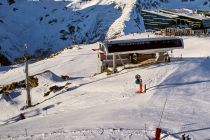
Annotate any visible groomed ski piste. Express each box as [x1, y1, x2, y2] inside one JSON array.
[[0, 33, 210, 139]]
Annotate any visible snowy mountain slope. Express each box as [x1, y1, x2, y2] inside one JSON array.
[[0, 34, 210, 139], [0, 0, 144, 61], [1, 0, 210, 61], [106, 0, 144, 39]]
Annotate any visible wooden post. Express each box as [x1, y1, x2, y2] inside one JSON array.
[[144, 84, 146, 93]]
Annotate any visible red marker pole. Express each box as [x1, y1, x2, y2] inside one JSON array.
[[135, 75, 143, 94], [155, 128, 161, 140], [139, 78, 143, 93], [140, 83, 143, 93]]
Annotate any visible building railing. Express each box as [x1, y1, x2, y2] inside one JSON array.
[[154, 28, 209, 36]]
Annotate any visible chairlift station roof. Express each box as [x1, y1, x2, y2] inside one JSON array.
[[99, 36, 184, 55]]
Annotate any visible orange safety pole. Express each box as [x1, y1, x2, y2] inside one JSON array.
[[139, 83, 143, 93]]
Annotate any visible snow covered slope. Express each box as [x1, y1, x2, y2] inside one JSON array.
[[0, 34, 210, 139]]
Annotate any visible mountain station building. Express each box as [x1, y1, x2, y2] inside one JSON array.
[[141, 9, 210, 33]]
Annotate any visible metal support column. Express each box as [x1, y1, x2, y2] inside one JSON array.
[[113, 53, 117, 73]]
